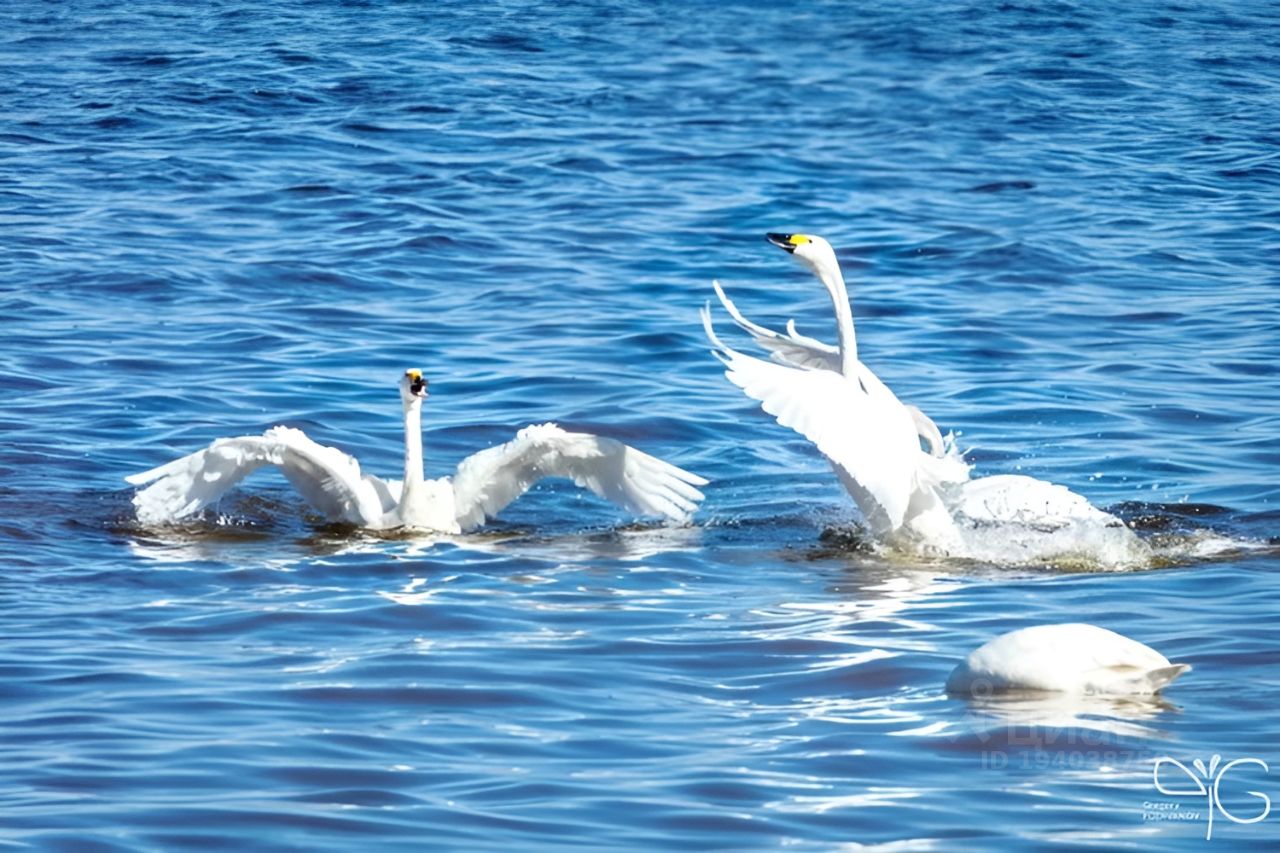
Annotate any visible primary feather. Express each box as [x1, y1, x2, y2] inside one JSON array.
[[451, 423, 708, 532], [127, 427, 393, 526]]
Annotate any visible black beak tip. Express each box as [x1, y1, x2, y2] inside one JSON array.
[[766, 232, 796, 253]]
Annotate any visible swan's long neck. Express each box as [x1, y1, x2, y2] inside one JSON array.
[[817, 260, 858, 375], [401, 399, 425, 498]]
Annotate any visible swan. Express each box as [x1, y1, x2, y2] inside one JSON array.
[[710, 235, 945, 456], [702, 232, 1146, 559], [127, 369, 708, 533], [946, 624, 1190, 695]]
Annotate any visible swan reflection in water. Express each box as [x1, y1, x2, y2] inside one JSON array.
[[954, 687, 1182, 743]]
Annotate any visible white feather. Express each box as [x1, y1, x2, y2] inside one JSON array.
[[712, 279, 841, 371], [702, 305, 933, 534], [450, 423, 708, 532], [946, 624, 1190, 695], [705, 234, 1148, 563], [128, 372, 707, 533], [713, 277, 946, 456], [128, 426, 392, 526], [946, 474, 1122, 529]]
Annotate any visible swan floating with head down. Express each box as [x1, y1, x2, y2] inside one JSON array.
[[128, 369, 708, 533], [702, 233, 1149, 563], [947, 624, 1189, 695]]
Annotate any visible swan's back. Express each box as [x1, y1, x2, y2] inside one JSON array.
[[946, 623, 1189, 695], [947, 475, 1116, 527]]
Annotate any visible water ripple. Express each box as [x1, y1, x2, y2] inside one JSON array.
[[3, 0, 1278, 849]]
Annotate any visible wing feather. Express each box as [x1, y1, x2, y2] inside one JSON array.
[[713, 280, 840, 371], [449, 424, 707, 532], [713, 281, 949, 457], [950, 474, 1116, 528], [127, 426, 393, 525], [702, 304, 922, 532]]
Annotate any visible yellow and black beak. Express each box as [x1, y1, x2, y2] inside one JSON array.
[[405, 369, 428, 397], [766, 232, 811, 254]]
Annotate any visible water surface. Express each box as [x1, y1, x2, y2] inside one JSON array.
[[3, 1, 1279, 849]]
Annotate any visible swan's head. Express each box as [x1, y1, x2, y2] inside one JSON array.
[[767, 233, 840, 280], [400, 369, 429, 405]]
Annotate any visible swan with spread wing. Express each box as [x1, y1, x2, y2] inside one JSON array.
[[128, 370, 707, 533], [703, 233, 1145, 559]]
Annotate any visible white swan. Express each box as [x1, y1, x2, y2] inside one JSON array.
[[128, 369, 708, 533], [946, 624, 1190, 695], [702, 233, 1146, 560], [711, 239, 945, 457]]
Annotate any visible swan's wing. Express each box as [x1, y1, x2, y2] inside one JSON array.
[[714, 281, 948, 458], [127, 426, 393, 526], [713, 280, 840, 371], [376, 478, 404, 505], [449, 423, 708, 532], [703, 304, 922, 532], [906, 404, 946, 457]]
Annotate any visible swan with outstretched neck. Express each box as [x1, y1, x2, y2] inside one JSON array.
[[703, 233, 1148, 560], [712, 234, 947, 455], [128, 369, 707, 532]]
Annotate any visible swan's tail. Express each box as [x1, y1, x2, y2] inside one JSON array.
[[1142, 663, 1191, 693]]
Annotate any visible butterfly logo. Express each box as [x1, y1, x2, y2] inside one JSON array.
[[1152, 754, 1271, 840]]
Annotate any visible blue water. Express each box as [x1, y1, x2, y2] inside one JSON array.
[[4, 0, 1279, 848]]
